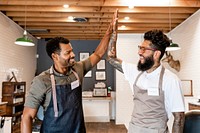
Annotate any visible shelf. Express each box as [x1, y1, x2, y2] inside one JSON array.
[[7, 102, 24, 106], [12, 111, 23, 117], [2, 81, 26, 133], [3, 92, 25, 96]]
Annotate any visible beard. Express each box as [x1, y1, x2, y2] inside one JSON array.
[[137, 54, 154, 71]]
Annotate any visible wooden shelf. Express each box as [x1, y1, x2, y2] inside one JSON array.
[[0, 102, 7, 116], [2, 81, 26, 133]]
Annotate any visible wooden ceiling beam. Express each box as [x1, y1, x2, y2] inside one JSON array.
[[0, 0, 199, 7], [0, 6, 198, 14], [6, 11, 191, 19], [13, 17, 184, 23], [26, 26, 170, 30], [20, 22, 177, 27]]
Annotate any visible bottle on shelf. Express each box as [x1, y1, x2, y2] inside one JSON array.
[[107, 86, 112, 97]]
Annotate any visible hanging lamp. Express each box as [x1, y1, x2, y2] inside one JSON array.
[[15, 30, 35, 46], [15, 3, 35, 46], [166, 1, 180, 51]]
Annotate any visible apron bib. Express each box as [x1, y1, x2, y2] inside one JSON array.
[[128, 66, 168, 133], [40, 67, 86, 133]]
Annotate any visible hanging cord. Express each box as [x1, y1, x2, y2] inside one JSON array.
[[168, 0, 172, 39], [25, 2, 27, 31]]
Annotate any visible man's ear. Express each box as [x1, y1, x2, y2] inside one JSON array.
[[52, 53, 58, 61], [154, 50, 161, 60]]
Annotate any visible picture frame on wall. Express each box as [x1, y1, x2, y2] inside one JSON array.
[[84, 70, 92, 78], [79, 52, 89, 61], [96, 71, 106, 80], [181, 80, 193, 96], [97, 59, 105, 70]]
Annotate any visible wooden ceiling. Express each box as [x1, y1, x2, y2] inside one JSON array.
[[0, 0, 199, 40]]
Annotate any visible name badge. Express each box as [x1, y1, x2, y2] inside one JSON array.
[[71, 80, 79, 90], [147, 87, 159, 96]]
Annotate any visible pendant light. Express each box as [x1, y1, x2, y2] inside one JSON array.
[[166, 1, 180, 51], [15, 3, 35, 46]]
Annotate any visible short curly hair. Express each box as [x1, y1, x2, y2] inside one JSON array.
[[46, 37, 70, 59], [144, 29, 170, 59]]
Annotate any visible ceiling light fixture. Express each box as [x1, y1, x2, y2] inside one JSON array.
[[121, 25, 126, 28], [128, 5, 134, 9], [73, 17, 88, 22], [124, 17, 130, 20], [68, 16, 74, 20], [166, 0, 180, 51], [63, 4, 69, 8], [15, 3, 35, 46]]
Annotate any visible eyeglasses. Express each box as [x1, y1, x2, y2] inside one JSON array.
[[138, 45, 157, 52]]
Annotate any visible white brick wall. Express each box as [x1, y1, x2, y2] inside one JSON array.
[[115, 34, 142, 128], [0, 12, 37, 100], [116, 9, 200, 130], [171, 9, 200, 98]]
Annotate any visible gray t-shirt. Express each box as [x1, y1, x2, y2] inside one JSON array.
[[24, 58, 92, 111]]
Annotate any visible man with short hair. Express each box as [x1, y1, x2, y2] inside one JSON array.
[[21, 10, 118, 133]]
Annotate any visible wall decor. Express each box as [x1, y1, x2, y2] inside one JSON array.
[[181, 80, 193, 96], [96, 71, 106, 80], [85, 70, 92, 78], [97, 59, 105, 70], [79, 52, 89, 61]]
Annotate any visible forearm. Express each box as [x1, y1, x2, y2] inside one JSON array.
[[21, 115, 33, 133], [94, 32, 111, 59], [172, 112, 185, 133], [90, 33, 111, 67], [108, 58, 123, 73]]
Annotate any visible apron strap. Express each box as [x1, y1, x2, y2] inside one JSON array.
[[50, 66, 59, 117], [158, 66, 165, 94], [71, 70, 81, 85], [134, 72, 144, 85]]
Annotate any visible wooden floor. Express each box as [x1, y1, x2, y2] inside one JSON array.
[[32, 120, 127, 133], [85, 120, 127, 133]]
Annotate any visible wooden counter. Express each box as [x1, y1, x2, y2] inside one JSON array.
[[188, 102, 200, 110], [0, 102, 7, 116]]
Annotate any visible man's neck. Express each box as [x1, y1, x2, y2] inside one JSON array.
[[54, 65, 70, 75], [146, 63, 160, 73]]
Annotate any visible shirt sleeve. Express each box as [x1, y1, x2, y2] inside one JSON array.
[[164, 72, 185, 117], [122, 61, 140, 86], [24, 76, 47, 109], [82, 58, 92, 75]]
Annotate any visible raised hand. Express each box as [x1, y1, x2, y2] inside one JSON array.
[[107, 9, 118, 59]]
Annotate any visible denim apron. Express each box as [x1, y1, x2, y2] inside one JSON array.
[[40, 67, 86, 133], [128, 66, 168, 133]]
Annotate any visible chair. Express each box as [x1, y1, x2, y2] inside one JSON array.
[[183, 110, 200, 133]]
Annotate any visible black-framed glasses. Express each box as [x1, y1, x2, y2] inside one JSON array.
[[138, 45, 157, 52]]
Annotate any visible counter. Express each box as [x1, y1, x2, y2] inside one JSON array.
[[188, 101, 200, 110], [82, 96, 111, 122]]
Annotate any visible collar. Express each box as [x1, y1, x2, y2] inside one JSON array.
[[144, 65, 162, 76], [50, 65, 73, 76]]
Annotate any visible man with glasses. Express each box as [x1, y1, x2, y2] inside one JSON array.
[[107, 29, 185, 133]]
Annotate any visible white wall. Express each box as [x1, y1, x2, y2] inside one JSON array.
[[115, 9, 200, 130], [115, 34, 142, 128], [0, 12, 37, 96], [0, 12, 37, 132], [171, 9, 200, 98]]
